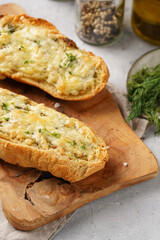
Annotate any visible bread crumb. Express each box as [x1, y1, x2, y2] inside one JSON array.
[[45, 195, 49, 199], [123, 162, 128, 167], [106, 146, 110, 149], [54, 102, 60, 108]]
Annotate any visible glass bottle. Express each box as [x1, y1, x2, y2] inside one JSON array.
[[131, 0, 160, 45], [75, 0, 125, 45]]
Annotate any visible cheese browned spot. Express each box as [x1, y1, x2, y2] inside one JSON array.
[[0, 15, 109, 100]]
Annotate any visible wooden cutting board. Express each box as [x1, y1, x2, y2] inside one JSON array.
[[0, 3, 159, 231]]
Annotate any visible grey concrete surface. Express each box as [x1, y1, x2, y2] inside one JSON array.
[[1, 0, 160, 239]]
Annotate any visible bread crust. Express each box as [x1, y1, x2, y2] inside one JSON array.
[[0, 14, 109, 101], [0, 136, 108, 182], [0, 88, 108, 182]]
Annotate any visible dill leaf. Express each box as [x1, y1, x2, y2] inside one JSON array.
[[127, 64, 160, 135]]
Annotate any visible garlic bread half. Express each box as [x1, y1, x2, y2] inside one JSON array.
[[0, 15, 109, 101], [0, 88, 108, 182]]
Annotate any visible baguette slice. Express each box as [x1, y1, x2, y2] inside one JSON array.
[[0, 88, 108, 182], [0, 14, 109, 101]]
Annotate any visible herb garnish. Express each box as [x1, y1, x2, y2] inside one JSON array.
[[37, 40, 40, 45], [25, 99, 30, 105], [34, 40, 41, 45], [41, 128, 61, 138], [81, 145, 86, 149], [5, 24, 16, 34], [52, 132, 61, 138], [127, 64, 160, 134], [2, 103, 8, 111], [30, 59, 35, 64], [65, 53, 76, 67], [24, 59, 35, 64], [25, 131, 30, 134], [80, 141, 86, 149], [70, 140, 77, 146], [19, 45, 25, 51], [4, 117, 9, 121]]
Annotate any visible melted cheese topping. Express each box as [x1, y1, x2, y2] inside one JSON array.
[[0, 89, 104, 161], [0, 17, 101, 96]]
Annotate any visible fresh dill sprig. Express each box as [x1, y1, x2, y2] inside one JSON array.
[[127, 64, 160, 135]]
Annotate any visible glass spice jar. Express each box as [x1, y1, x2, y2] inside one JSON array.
[[75, 0, 125, 45]]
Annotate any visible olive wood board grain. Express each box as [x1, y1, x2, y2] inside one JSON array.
[[0, 3, 159, 231]]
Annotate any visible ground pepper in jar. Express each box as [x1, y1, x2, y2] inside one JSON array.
[[75, 0, 125, 45]]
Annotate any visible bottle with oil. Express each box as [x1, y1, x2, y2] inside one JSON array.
[[131, 0, 160, 45]]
